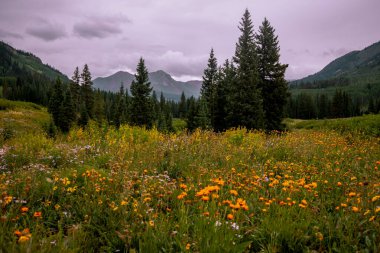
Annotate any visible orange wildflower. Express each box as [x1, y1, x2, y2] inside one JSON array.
[[33, 212, 42, 218]]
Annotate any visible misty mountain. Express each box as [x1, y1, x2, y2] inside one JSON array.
[[0, 41, 69, 82], [293, 41, 380, 85], [93, 70, 202, 101]]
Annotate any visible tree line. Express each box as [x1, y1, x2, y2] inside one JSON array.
[[286, 90, 380, 119]]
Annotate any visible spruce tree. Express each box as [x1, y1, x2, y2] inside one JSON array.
[[178, 92, 187, 119], [256, 18, 288, 130], [201, 48, 218, 125], [227, 9, 264, 130], [78, 102, 89, 127], [114, 83, 127, 128], [195, 98, 211, 130], [186, 96, 198, 132], [214, 60, 235, 132], [93, 91, 105, 125], [130, 58, 154, 128], [60, 89, 75, 132], [81, 64, 94, 119], [70, 66, 81, 113], [48, 78, 64, 129]]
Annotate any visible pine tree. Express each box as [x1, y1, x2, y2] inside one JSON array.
[[152, 90, 160, 124], [93, 91, 105, 125], [178, 92, 187, 119], [78, 102, 89, 127], [81, 64, 94, 119], [195, 98, 211, 130], [186, 96, 198, 132], [201, 48, 218, 125], [114, 83, 127, 128], [48, 78, 64, 129], [227, 9, 264, 130], [214, 60, 235, 132], [130, 58, 154, 128], [256, 18, 288, 130], [70, 66, 81, 113], [60, 89, 75, 132]]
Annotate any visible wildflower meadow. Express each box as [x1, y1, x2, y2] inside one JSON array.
[[1, 100, 380, 252]]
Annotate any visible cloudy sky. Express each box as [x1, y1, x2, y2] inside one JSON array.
[[1, 0, 379, 81]]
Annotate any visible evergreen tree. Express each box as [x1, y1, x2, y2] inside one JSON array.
[[70, 66, 81, 113], [48, 78, 64, 129], [130, 58, 154, 128], [114, 83, 127, 128], [201, 48, 218, 125], [78, 102, 89, 127], [213, 60, 235, 132], [186, 96, 198, 132], [195, 98, 211, 130], [152, 90, 160, 124], [256, 18, 288, 130], [81, 64, 94, 119], [368, 96, 376, 114], [60, 89, 75, 132], [178, 92, 187, 119], [227, 9, 264, 130], [317, 94, 329, 119], [93, 91, 105, 125]]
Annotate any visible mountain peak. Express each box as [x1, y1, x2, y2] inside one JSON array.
[[93, 70, 201, 101]]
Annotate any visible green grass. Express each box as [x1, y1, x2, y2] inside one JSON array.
[[0, 99, 50, 145], [0, 100, 379, 252], [172, 118, 187, 133], [286, 114, 380, 137]]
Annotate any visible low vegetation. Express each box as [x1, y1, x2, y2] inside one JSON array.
[[1, 100, 379, 252], [286, 114, 380, 137]]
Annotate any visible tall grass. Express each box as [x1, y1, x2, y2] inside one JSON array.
[[285, 114, 380, 137]]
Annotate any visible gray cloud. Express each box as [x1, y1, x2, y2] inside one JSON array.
[[322, 48, 352, 58], [26, 21, 66, 41], [73, 15, 131, 39], [0, 29, 23, 39], [148, 50, 207, 77]]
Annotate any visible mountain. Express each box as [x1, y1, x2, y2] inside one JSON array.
[[93, 70, 202, 101], [0, 41, 69, 82], [293, 41, 380, 85]]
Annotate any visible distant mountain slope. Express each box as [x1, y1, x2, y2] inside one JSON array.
[[0, 41, 69, 82], [93, 70, 202, 101], [293, 41, 380, 85]]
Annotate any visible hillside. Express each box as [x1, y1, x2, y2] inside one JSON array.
[[292, 41, 380, 86], [0, 41, 69, 82], [93, 70, 202, 101]]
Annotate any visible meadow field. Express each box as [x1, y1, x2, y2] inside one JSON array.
[[1, 99, 380, 252]]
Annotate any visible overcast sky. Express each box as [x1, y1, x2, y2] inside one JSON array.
[[1, 0, 379, 81]]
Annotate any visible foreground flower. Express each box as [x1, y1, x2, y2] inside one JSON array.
[[227, 214, 234, 220], [33, 211, 42, 218], [14, 228, 32, 243]]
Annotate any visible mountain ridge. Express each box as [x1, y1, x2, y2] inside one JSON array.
[[93, 70, 202, 101], [293, 41, 380, 85], [0, 41, 69, 82]]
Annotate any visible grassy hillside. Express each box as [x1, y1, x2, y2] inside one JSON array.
[[0, 99, 51, 145], [1, 99, 379, 252], [285, 114, 380, 137]]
